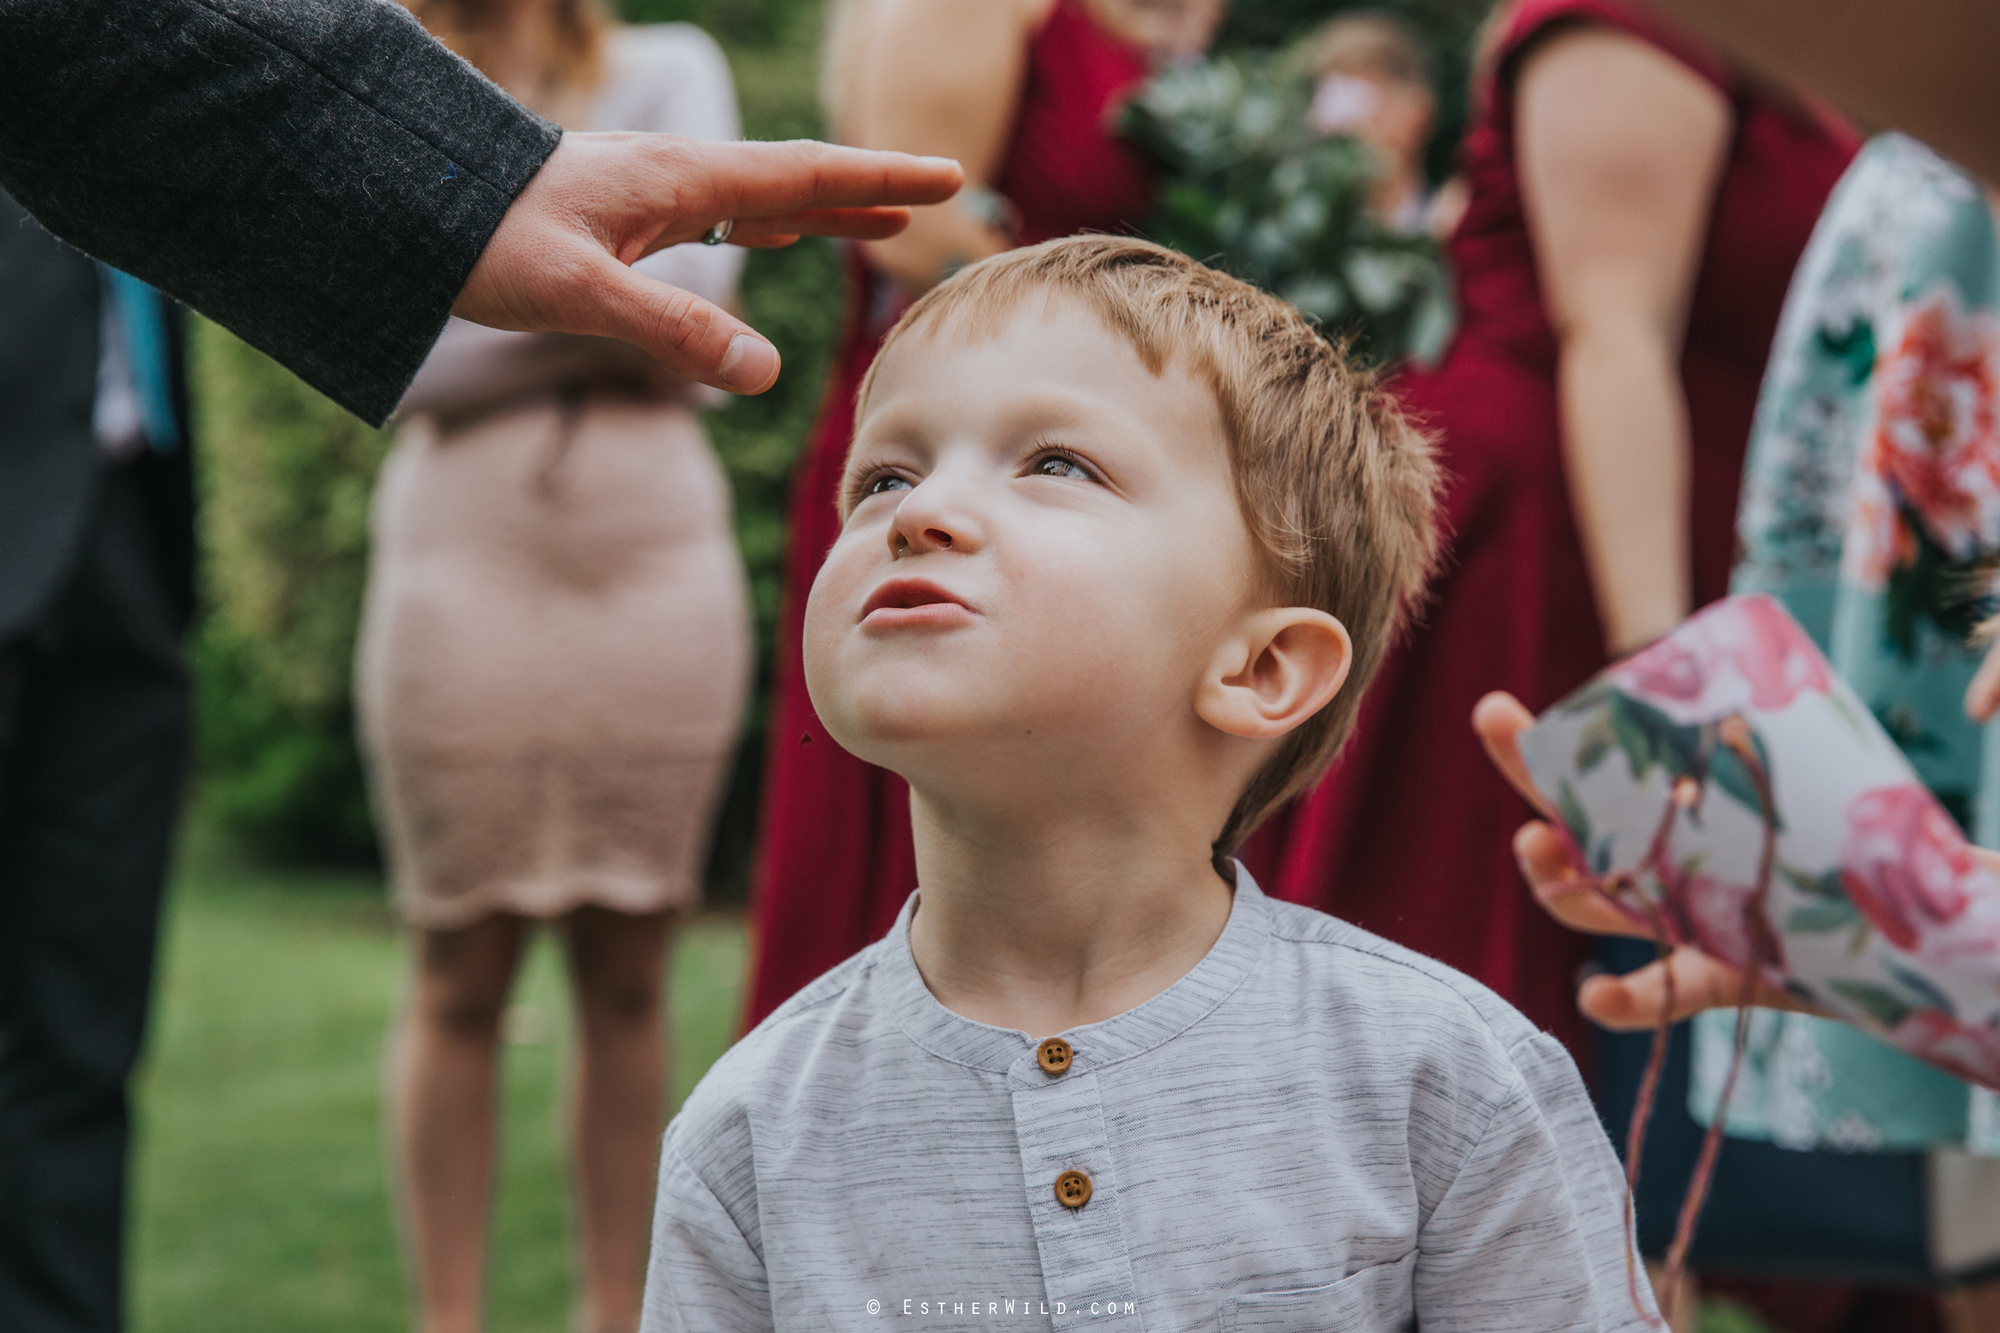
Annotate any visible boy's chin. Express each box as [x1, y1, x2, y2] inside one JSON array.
[[823, 706, 983, 762], [819, 692, 1025, 772]]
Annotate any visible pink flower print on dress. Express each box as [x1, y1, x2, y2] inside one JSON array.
[[1840, 783, 2000, 966], [1672, 870, 1786, 975], [1890, 1009, 2000, 1090], [1840, 283, 2000, 589], [1837, 470, 1914, 591], [1609, 594, 1832, 727]]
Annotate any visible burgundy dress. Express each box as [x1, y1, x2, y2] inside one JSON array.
[[1241, 0, 1857, 1073], [743, 0, 1155, 1026]]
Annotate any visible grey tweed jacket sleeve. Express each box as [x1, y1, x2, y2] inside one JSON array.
[[0, 0, 562, 425]]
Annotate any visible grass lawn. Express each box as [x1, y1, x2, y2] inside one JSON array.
[[128, 866, 745, 1333]]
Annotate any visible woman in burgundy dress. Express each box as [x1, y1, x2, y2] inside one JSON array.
[[743, 0, 1222, 1025], [1245, 0, 1855, 1068], [1239, 0, 1857, 1323]]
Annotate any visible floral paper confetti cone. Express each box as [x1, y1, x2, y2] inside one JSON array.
[[1520, 592, 2000, 1089]]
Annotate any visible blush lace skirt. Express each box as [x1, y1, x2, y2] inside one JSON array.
[[356, 396, 751, 929]]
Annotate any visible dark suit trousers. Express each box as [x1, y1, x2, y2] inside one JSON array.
[[0, 461, 190, 1333]]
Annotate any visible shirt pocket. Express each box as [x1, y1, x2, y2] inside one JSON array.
[[1217, 1251, 1416, 1333]]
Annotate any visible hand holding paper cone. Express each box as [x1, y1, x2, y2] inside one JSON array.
[[1480, 594, 2000, 1093]]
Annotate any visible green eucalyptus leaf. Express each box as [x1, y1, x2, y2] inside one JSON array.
[[1608, 695, 1657, 781], [1116, 40, 1454, 365], [1786, 900, 1862, 934], [1886, 963, 1957, 1019], [1575, 711, 1615, 775], [1706, 742, 1767, 823], [1556, 779, 1593, 853], [1829, 979, 1914, 1030], [1780, 865, 1847, 901]]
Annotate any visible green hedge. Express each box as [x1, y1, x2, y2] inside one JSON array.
[[191, 325, 390, 864]]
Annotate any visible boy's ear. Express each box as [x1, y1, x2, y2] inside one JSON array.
[[1194, 608, 1352, 741]]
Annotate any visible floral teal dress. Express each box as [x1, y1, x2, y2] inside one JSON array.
[[1693, 134, 2000, 1154]]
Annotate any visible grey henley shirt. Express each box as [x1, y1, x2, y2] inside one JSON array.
[[644, 870, 1657, 1332]]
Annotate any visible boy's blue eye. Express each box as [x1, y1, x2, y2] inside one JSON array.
[[867, 473, 912, 495], [1032, 454, 1092, 481]]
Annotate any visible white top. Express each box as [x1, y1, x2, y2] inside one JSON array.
[[642, 869, 1656, 1332], [93, 281, 147, 459], [398, 25, 746, 420]]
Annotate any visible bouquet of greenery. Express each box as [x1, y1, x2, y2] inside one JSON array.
[[1120, 46, 1453, 367]]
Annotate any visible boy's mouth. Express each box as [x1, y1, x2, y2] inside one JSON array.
[[860, 578, 977, 628]]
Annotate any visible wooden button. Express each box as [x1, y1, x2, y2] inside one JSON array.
[[1036, 1037, 1073, 1076], [1055, 1169, 1092, 1209]]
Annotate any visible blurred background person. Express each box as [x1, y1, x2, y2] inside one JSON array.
[[1480, 131, 2000, 1332], [1247, 0, 1854, 1072], [1239, 0, 1857, 1320], [1681, 131, 2000, 1328], [354, 3, 750, 1330], [0, 195, 194, 1333], [1305, 10, 1441, 235], [742, 0, 1224, 1027]]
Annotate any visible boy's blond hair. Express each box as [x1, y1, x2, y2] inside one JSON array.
[[850, 236, 1441, 852]]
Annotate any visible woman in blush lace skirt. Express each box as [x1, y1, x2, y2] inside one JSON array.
[[355, 4, 751, 1329]]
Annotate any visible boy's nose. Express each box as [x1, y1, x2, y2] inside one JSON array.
[[886, 479, 981, 556], [892, 526, 953, 555]]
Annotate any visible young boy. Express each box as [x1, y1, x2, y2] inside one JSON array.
[[642, 237, 1654, 1331]]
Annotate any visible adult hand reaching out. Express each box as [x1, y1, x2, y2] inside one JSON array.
[[454, 134, 963, 395], [3, 0, 965, 422]]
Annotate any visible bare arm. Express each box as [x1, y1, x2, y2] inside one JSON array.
[[1517, 26, 1731, 655], [842, 0, 1050, 294]]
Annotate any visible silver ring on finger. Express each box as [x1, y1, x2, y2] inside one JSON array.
[[701, 218, 735, 246]]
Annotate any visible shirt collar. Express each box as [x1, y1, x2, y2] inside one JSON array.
[[879, 862, 1273, 1083]]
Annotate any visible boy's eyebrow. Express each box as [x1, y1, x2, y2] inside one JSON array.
[[857, 385, 1137, 449]]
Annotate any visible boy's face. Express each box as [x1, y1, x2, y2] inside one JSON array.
[[804, 298, 1265, 800]]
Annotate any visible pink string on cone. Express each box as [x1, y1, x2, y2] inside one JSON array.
[[1543, 714, 1780, 1327]]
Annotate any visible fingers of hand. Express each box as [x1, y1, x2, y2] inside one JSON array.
[[1514, 820, 1575, 884], [1577, 971, 1657, 1030], [586, 253, 779, 394], [736, 207, 916, 241], [703, 139, 964, 214], [1577, 954, 1722, 1030], [1472, 691, 1553, 815], [609, 138, 962, 245], [634, 208, 917, 261], [1514, 821, 1647, 936], [1579, 949, 1819, 1030]]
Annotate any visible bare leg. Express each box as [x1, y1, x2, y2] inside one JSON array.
[[390, 914, 531, 1333], [561, 905, 675, 1333]]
